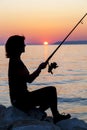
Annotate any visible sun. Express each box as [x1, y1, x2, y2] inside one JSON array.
[[44, 41, 48, 45]]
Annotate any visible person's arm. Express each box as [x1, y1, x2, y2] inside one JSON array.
[[28, 62, 47, 83]]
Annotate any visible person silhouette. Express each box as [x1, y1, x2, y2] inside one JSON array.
[[5, 35, 71, 123]]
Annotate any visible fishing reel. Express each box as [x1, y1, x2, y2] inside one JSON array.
[[48, 62, 58, 74]]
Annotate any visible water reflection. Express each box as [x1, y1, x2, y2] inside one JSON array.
[[43, 44, 48, 60]]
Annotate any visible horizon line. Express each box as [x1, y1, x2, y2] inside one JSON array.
[[0, 40, 87, 45]]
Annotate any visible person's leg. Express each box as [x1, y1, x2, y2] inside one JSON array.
[[28, 86, 71, 123], [29, 86, 59, 116]]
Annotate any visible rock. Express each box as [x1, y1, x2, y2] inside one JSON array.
[[11, 120, 61, 130], [0, 104, 87, 130], [0, 104, 6, 120], [0, 105, 8, 130], [12, 125, 60, 130], [3, 106, 29, 123], [4, 106, 47, 123], [56, 118, 87, 130], [73, 127, 87, 130], [27, 108, 47, 120]]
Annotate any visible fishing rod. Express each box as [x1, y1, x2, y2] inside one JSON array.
[[46, 13, 87, 74]]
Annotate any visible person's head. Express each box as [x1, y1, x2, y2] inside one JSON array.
[[5, 35, 25, 58]]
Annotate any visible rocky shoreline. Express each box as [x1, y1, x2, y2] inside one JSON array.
[[0, 105, 87, 130]]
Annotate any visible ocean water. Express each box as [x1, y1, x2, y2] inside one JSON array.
[[0, 44, 87, 122]]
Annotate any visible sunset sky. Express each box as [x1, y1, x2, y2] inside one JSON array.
[[0, 0, 87, 44]]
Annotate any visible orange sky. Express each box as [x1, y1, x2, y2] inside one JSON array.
[[0, 0, 87, 44]]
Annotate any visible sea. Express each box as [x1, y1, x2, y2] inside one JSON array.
[[0, 44, 87, 122]]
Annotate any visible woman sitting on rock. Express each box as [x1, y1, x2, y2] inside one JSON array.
[[5, 35, 71, 123]]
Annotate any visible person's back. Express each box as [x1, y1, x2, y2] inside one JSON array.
[[9, 58, 29, 102]]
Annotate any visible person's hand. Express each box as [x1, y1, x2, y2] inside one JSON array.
[[39, 62, 48, 70]]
